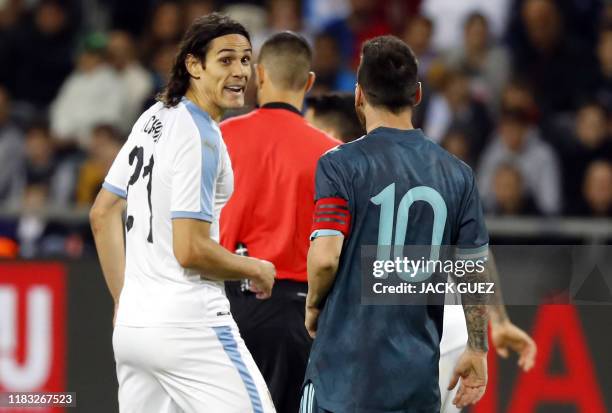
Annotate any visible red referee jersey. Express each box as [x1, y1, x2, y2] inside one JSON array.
[[220, 103, 339, 283]]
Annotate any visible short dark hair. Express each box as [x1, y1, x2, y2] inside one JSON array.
[[258, 31, 312, 90], [357, 35, 419, 113], [158, 13, 250, 107], [305, 93, 364, 142]]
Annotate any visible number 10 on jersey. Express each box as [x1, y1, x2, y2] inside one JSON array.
[[370, 183, 447, 282]]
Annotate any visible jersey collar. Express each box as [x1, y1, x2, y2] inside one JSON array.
[[260, 102, 302, 116]]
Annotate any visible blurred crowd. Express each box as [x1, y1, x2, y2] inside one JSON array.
[[0, 0, 611, 257]]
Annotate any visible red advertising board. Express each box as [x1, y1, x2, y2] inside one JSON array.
[[0, 263, 66, 413]]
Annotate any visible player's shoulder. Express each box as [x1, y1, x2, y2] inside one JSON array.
[[317, 135, 366, 169]]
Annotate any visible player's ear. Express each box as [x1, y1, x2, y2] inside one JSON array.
[[255, 63, 265, 88], [304, 71, 316, 94], [355, 83, 364, 108], [185, 54, 202, 80], [413, 81, 423, 107]]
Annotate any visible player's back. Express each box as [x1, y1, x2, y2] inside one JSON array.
[[103, 99, 234, 328], [306, 127, 488, 412], [220, 107, 338, 280]]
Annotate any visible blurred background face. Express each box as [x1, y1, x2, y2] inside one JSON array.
[[35, 1, 66, 35], [350, 0, 377, 15], [268, 0, 300, 31], [522, 0, 561, 51], [0, 87, 9, 125], [151, 2, 182, 40], [312, 35, 341, 77], [25, 127, 53, 166], [89, 127, 121, 169], [493, 165, 524, 213], [444, 73, 470, 110], [500, 118, 528, 152], [184, 0, 215, 26], [465, 15, 488, 53], [441, 131, 470, 163], [598, 30, 612, 75], [22, 184, 48, 212], [583, 162, 612, 214], [576, 105, 607, 148], [402, 17, 432, 56], [107, 31, 136, 70]]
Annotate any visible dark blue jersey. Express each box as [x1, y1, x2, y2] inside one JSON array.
[[305, 127, 488, 413]]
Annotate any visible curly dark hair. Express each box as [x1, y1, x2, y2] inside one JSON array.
[[157, 13, 250, 107]]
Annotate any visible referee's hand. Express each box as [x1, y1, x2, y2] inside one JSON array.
[[250, 259, 276, 299]]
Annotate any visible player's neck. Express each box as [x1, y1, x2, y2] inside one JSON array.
[[185, 90, 224, 122], [365, 107, 414, 133], [258, 88, 304, 112]]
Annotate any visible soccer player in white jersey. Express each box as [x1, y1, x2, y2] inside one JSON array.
[[439, 255, 538, 413], [90, 13, 276, 413]]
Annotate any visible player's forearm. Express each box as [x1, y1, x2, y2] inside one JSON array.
[[306, 250, 339, 308], [90, 208, 125, 304], [462, 263, 491, 353], [178, 236, 262, 282]]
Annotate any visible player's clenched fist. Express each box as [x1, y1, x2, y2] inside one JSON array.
[[249, 259, 276, 299]]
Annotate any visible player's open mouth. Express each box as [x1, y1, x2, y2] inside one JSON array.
[[224, 85, 245, 96]]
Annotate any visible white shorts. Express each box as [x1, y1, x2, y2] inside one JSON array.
[[113, 323, 276, 413], [438, 346, 465, 413]]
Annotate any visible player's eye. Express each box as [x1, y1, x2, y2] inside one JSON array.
[[241, 56, 251, 65], [220, 57, 231, 65]]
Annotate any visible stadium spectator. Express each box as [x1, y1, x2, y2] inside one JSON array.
[[489, 163, 540, 216], [441, 128, 472, 166], [422, 69, 493, 160], [184, 0, 215, 26], [248, 0, 305, 52], [310, 32, 355, 93], [141, 41, 178, 110], [579, 160, 612, 217], [500, 79, 540, 124], [75, 125, 122, 206], [445, 12, 511, 110], [0, 0, 74, 109], [401, 15, 437, 79], [140, 1, 184, 64], [478, 108, 561, 215], [0, 86, 24, 206], [305, 92, 364, 142], [107, 31, 153, 130], [16, 122, 75, 207], [587, 25, 612, 112], [321, 0, 391, 70], [421, 0, 511, 51], [50, 33, 128, 148], [509, 0, 596, 118], [557, 102, 612, 214]]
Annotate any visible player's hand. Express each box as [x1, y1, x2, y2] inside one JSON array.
[[491, 319, 537, 371], [305, 305, 320, 339], [250, 259, 275, 299], [448, 348, 487, 409]]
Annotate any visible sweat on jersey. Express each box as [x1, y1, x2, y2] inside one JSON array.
[[103, 98, 235, 328], [305, 127, 489, 413]]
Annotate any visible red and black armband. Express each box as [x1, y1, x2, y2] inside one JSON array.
[[311, 197, 351, 238]]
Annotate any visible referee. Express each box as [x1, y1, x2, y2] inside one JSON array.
[[220, 32, 338, 413]]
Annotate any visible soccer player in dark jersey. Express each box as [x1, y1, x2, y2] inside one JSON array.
[[301, 35, 490, 412]]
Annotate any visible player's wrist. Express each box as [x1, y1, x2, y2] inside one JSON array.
[[466, 343, 488, 355]]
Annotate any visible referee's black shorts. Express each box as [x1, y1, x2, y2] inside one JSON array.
[[226, 279, 312, 413]]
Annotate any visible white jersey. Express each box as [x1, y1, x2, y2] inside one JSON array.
[[103, 98, 234, 327]]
